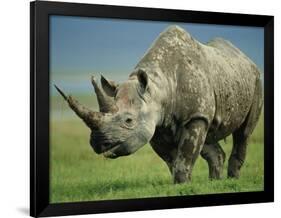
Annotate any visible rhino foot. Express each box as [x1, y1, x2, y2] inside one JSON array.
[[227, 155, 243, 178], [173, 171, 191, 184], [201, 142, 225, 180]]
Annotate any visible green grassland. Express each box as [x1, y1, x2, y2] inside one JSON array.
[[50, 96, 264, 203]]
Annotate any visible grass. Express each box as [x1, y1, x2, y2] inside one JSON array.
[[50, 96, 264, 203]]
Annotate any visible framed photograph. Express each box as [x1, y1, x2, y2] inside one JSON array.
[[30, 1, 274, 217]]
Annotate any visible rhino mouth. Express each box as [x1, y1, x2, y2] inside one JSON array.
[[95, 141, 119, 154], [91, 134, 121, 154], [95, 140, 123, 158], [102, 144, 122, 158], [102, 142, 132, 159]]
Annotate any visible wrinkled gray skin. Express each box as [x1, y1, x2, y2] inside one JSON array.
[[56, 25, 263, 184]]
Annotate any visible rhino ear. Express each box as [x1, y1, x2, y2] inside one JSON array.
[[100, 75, 117, 97], [137, 69, 148, 92]]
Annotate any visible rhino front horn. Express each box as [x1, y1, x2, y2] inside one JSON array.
[[54, 84, 103, 129]]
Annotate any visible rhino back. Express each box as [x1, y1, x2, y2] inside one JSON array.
[[203, 38, 261, 140]]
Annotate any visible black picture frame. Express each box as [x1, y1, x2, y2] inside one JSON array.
[[30, 1, 274, 217]]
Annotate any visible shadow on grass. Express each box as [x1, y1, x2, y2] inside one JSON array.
[[84, 177, 172, 196]]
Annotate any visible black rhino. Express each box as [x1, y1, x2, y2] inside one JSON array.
[[55, 25, 263, 184]]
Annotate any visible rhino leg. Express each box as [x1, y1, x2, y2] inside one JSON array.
[[228, 79, 263, 178], [150, 141, 177, 175], [228, 129, 249, 178], [200, 142, 225, 180], [173, 119, 208, 184]]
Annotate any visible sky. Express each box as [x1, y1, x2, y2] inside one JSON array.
[[50, 15, 264, 95]]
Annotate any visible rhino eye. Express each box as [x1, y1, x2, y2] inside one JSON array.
[[121, 117, 134, 129], [126, 118, 133, 124]]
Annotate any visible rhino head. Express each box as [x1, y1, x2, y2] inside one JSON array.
[[55, 69, 160, 158]]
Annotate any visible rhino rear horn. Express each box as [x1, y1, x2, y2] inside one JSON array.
[[54, 84, 103, 129], [100, 75, 118, 97], [91, 76, 118, 113]]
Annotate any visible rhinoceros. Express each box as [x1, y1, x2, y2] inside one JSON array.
[[55, 25, 263, 184]]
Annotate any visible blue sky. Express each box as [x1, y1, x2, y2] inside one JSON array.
[[50, 15, 264, 95]]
